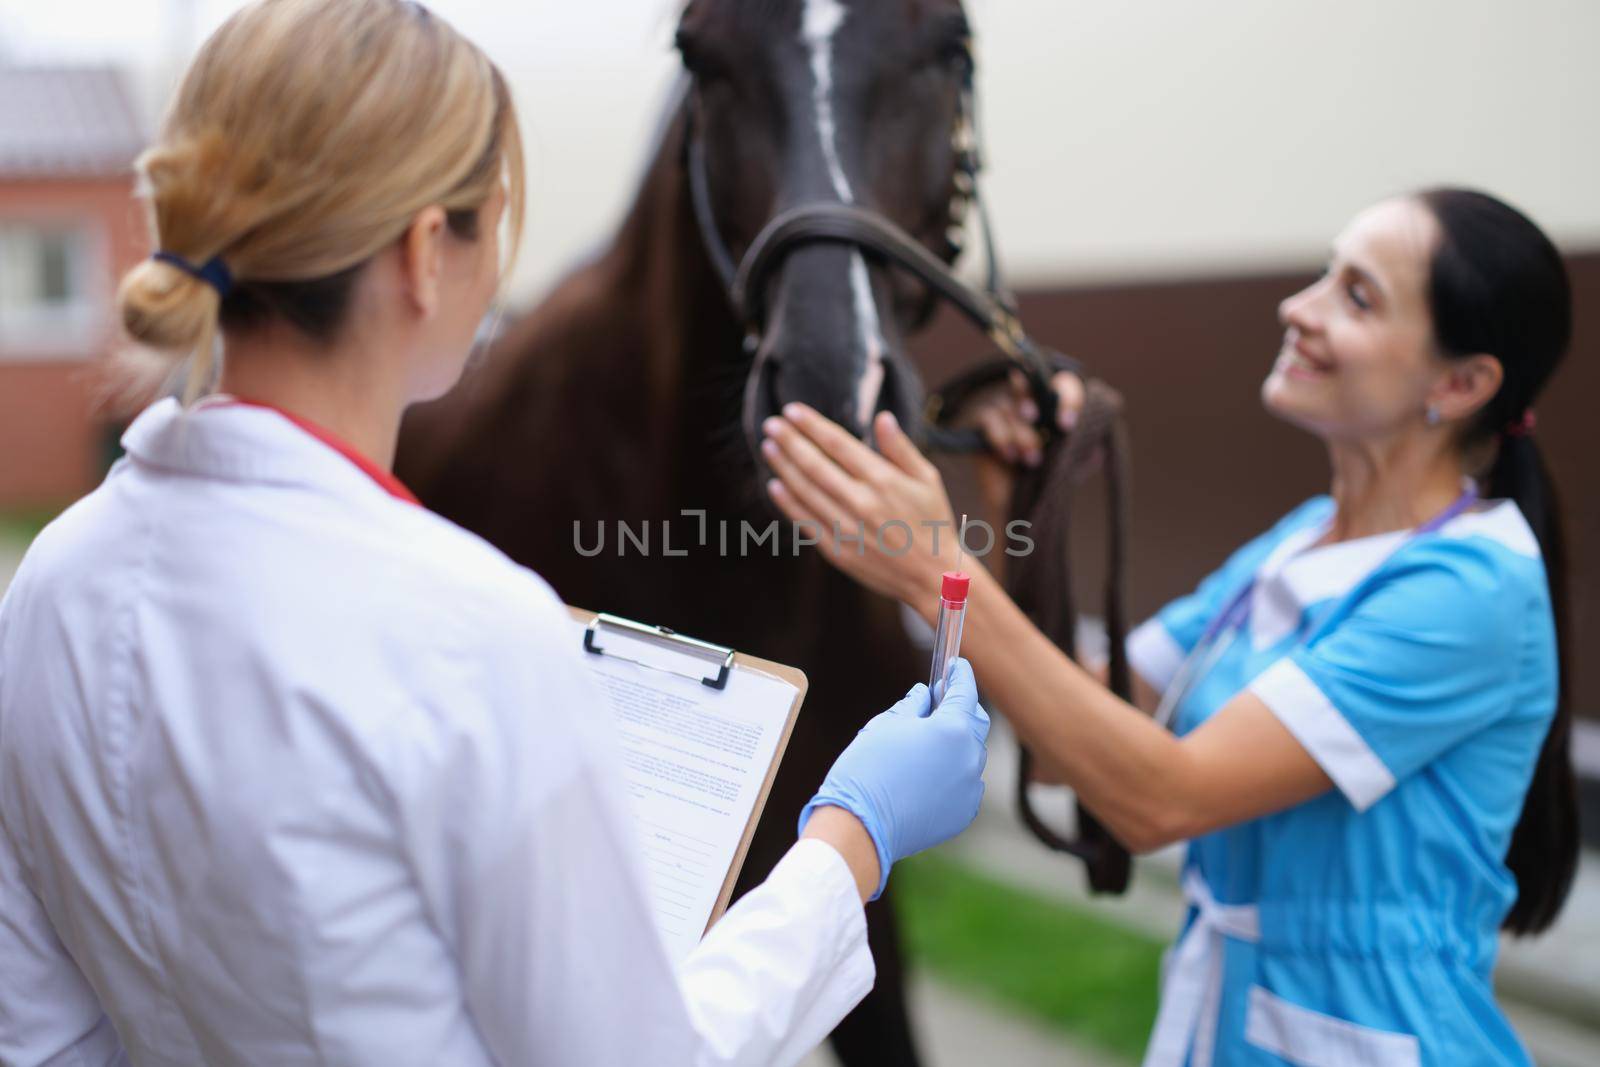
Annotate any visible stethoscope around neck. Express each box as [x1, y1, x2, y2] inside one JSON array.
[[1152, 483, 1480, 730]]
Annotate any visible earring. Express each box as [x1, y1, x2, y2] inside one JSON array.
[[1425, 405, 1441, 426]]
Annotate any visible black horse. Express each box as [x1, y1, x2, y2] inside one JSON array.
[[398, 2, 987, 1062]]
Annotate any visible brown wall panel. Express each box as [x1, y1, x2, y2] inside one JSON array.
[[913, 253, 1600, 717], [0, 177, 144, 507], [0, 362, 109, 507]]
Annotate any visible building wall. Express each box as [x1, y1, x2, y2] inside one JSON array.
[[0, 177, 143, 508], [967, 0, 1600, 285]]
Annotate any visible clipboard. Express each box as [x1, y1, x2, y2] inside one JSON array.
[[567, 606, 809, 935]]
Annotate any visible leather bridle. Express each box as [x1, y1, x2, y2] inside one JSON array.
[[681, 61, 1137, 895], [684, 75, 1079, 445]]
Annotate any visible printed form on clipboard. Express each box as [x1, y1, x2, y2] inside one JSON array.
[[566, 607, 807, 966]]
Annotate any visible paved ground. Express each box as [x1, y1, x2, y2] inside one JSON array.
[[799, 974, 1113, 1067]]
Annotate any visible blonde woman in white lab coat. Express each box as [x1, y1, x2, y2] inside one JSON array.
[[0, 2, 991, 1064]]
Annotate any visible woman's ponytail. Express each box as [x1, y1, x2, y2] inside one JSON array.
[[117, 255, 224, 404], [1489, 432, 1578, 934], [1419, 187, 1577, 935]]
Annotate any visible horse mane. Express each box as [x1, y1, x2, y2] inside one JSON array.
[[635, 73, 691, 187]]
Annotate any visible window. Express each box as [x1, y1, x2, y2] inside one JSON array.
[[0, 223, 99, 356]]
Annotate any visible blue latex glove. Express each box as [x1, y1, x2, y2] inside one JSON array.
[[798, 658, 990, 900]]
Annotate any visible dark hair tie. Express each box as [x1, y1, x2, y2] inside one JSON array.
[[1503, 409, 1537, 439], [152, 251, 234, 298]]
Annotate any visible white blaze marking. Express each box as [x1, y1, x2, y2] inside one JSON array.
[[801, 0, 887, 430], [802, 0, 851, 203], [848, 257, 886, 426]]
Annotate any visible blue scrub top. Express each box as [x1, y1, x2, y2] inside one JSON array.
[[1129, 495, 1557, 1067]]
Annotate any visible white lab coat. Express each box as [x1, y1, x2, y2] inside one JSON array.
[[0, 398, 873, 1067]]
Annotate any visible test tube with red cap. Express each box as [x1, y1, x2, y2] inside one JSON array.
[[928, 570, 970, 706]]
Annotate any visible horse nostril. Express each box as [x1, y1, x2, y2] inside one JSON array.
[[760, 355, 853, 435]]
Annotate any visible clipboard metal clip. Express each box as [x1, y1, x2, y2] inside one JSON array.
[[582, 613, 736, 690]]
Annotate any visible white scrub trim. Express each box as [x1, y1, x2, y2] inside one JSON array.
[[1141, 869, 1260, 1067], [1248, 498, 1540, 650], [1253, 530, 1405, 650], [1440, 503, 1541, 559], [1127, 619, 1187, 695], [1249, 658, 1396, 812], [1244, 985, 1421, 1067]]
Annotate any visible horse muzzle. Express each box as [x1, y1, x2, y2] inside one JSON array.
[[739, 244, 925, 469]]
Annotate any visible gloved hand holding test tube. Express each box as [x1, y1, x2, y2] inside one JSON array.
[[928, 516, 971, 708], [928, 572, 970, 706]]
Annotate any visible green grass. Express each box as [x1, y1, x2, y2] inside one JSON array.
[[0, 508, 58, 550], [895, 851, 1165, 1063]]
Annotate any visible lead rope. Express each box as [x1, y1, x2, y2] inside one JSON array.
[[933, 370, 1136, 893], [1016, 380, 1133, 893]]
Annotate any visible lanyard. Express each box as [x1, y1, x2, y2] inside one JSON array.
[[1153, 485, 1479, 729]]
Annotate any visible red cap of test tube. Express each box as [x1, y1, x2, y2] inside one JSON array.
[[941, 571, 970, 605]]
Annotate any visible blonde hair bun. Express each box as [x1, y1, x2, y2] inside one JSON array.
[[117, 256, 223, 354], [116, 0, 525, 404]]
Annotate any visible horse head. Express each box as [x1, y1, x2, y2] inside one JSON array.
[[676, 0, 974, 459]]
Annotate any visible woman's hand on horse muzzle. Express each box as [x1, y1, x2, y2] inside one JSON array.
[[761, 403, 959, 617]]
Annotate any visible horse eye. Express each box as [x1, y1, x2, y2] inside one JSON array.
[[925, 11, 974, 74], [936, 36, 974, 77], [674, 29, 699, 69], [675, 29, 725, 82]]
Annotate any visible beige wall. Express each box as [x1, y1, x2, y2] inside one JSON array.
[[971, 0, 1600, 284]]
